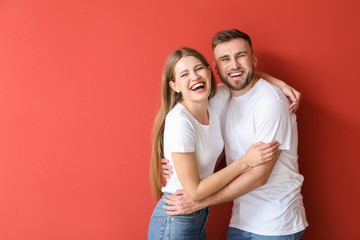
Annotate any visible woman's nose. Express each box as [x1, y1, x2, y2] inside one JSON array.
[[189, 71, 200, 80]]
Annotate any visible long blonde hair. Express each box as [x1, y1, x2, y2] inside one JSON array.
[[150, 48, 217, 200]]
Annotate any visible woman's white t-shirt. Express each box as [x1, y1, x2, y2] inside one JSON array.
[[161, 84, 229, 193]]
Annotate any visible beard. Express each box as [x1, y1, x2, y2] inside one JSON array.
[[219, 68, 254, 91]]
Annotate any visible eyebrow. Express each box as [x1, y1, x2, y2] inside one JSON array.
[[236, 51, 248, 55], [178, 64, 204, 75], [218, 51, 248, 59], [179, 69, 189, 75]]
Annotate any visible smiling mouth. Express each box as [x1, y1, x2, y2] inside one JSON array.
[[228, 71, 244, 77], [190, 82, 205, 91]]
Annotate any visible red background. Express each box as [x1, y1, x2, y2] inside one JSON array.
[[1, 0, 359, 239]]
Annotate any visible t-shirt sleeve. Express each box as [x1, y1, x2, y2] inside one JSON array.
[[165, 115, 196, 153], [254, 99, 292, 150]]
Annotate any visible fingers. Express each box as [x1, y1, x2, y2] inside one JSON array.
[[161, 159, 172, 171], [163, 195, 184, 216], [162, 170, 172, 179], [162, 164, 173, 179], [287, 89, 297, 102], [162, 165, 172, 171], [293, 89, 302, 101], [163, 197, 177, 206], [289, 101, 300, 114], [263, 149, 281, 162], [258, 142, 280, 162], [174, 189, 185, 196], [161, 158, 173, 178], [163, 204, 176, 211], [252, 141, 264, 147], [258, 141, 279, 150], [161, 158, 169, 164], [166, 210, 183, 215], [289, 90, 301, 114], [163, 204, 182, 216], [166, 193, 183, 201], [263, 152, 276, 162], [288, 88, 302, 102], [261, 143, 280, 156]]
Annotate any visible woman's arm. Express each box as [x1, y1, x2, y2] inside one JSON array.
[[172, 141, 279, 201], [255, 71, 301, 113]]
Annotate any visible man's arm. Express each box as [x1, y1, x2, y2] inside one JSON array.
[[163, 150, 280, 215], [201, 153, 279, 205]]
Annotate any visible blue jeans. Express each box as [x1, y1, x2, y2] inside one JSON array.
[[226, 227, 305, 240], [148, 193, 210, 240]]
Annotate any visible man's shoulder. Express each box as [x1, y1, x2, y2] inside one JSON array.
[[255, 79, 290, 105]]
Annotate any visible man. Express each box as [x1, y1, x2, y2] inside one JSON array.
[[162, 29, 308, 239]]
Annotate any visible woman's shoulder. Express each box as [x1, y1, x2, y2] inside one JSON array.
[[209, 83, 230, 112], [167, 103, 189, 119], [164, 104, 196, 139], [166, 104, 194, 127]]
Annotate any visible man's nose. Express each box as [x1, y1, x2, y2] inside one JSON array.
[[229, 58, 240, 70]]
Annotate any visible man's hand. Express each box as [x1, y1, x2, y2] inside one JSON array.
[[161, 158, 173, 179], [163, 190, 204, 215]]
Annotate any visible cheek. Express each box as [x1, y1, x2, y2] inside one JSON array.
[[219, 67, 227, 76]]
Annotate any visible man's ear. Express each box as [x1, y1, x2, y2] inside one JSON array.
[[169, 81, 180, 93], [253, 53, 258, 67], [213, 61, 219, 74]]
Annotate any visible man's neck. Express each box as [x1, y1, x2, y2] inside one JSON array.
[[230, 76, 260, 97]]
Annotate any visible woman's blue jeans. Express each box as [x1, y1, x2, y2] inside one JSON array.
[[148, 193, 210, 240]]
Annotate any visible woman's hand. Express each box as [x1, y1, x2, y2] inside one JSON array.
[[279, 83, 302, 114], [242, 141, 280, 168]]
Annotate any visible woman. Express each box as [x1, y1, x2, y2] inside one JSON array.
[[148, 48, 298, 239]]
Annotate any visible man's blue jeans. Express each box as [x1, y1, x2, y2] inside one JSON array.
[[148, 193, 210, 240], [226, 227, 305, 240]]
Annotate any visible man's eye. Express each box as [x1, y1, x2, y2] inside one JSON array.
[[221, 58, 229, 62]]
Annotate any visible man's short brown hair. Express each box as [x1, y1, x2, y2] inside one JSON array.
[[212, 29, 253, 51]]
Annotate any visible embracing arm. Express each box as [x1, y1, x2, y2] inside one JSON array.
[[173, 141, 278, 202], [163, 150, 280, 215], [200, 153, 279, 206]]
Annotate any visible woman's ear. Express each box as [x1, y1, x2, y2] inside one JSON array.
[[169, 81, 180, 93]]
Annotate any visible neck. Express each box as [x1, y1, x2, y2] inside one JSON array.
[[181, 99, 209, 125], [231, 76, 260, 97]]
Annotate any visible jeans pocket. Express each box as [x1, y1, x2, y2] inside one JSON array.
[[168, 210, 208, 239], [148, 217, 167, 240]]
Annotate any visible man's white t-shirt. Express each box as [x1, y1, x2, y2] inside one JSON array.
[[161, 88, 228, 193], [220, 79, 308, 235]]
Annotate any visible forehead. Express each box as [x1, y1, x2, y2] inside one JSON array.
[[174, 56, 203, 73], [213, 38, 251, 58]]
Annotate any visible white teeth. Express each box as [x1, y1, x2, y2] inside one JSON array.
[[229, 72, 243, 77], [191, 83, 204, 90]]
